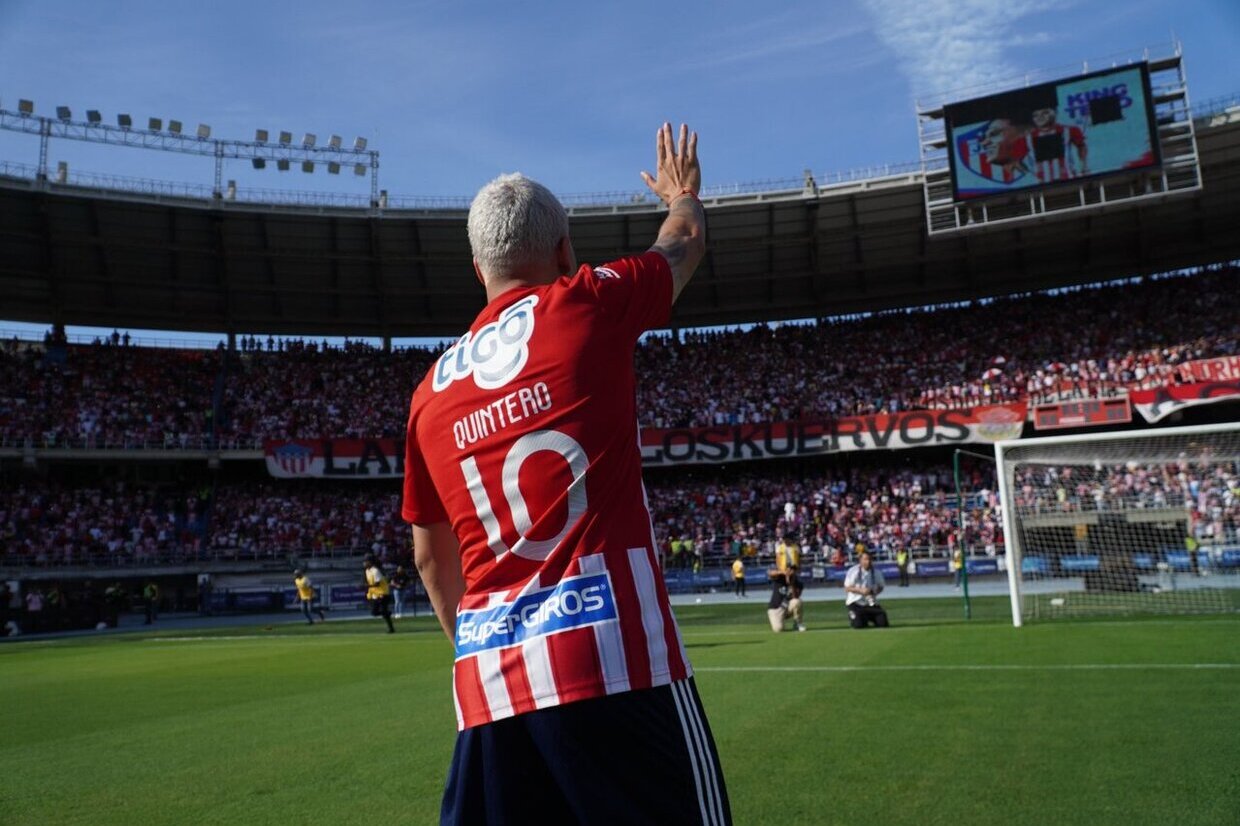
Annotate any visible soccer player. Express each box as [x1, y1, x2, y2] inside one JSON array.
[[1025, 106, 1088, 182], [363, 554, 395, 634], [403, 123, 731, 825], [976, 117, 1031, 183], [293, 569, 326, 624]]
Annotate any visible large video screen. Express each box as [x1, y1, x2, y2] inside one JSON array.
[[945, 63, 1160, 201]]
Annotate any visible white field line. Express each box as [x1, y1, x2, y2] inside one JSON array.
[[679, 617, 1240, 638], [696, 663, 1239, 673], [148, 633, 417, 642]]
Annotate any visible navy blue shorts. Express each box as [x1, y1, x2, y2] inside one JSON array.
[[441, 676, 730, 825]]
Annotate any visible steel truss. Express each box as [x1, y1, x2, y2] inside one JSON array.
[[0, 109, 381, 207]]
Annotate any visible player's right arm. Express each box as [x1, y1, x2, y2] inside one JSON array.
[[641, 122, 705, 304], [412, 523, 465, 641]]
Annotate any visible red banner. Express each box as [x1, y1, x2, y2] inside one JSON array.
[[265, 404, 1029, 477], [1175, 356, 1240, 384], [1033, 398, 1132, 430], [265, 438, 404, 479], [1131, 380, 1240, 423], [638, 404, 1026, 466]]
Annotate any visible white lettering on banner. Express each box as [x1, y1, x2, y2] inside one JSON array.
[[451, 382, 554, 450], [433, 295, 539, 392], [460, 429, 589, 561]]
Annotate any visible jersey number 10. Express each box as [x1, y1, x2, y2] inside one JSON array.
[[459, 429, 589, 562]]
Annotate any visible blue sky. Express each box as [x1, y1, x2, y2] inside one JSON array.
[[1, 0, 1237, 201]]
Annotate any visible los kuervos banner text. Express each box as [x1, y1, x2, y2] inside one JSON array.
[[264, 404, 1027, 478]]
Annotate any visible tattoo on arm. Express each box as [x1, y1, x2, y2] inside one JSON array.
[[650, 197, 706, 302]]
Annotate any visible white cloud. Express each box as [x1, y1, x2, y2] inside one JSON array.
[[861, 0, 1073, 101]]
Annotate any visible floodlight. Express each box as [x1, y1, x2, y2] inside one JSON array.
[[328, 135, 341, 149], [168, 119, 183, 135], [353, 137, 367, 151], [18, 99, 34, 115], [255, 129, 269, 143], [353, 163, 366, 176], [56, 161, 68, 183], [278, 131, 292, 145], [301, 160, 314, 173], [252, 158, 266, 170], [148, 117, 162, 131], [302, 133, 316, 148], [56, 106, 71, 120], [86, 110, 102, 124], [196, 124, 211, 139], [118, 113, 132, 128], [277, 159, 290, 171], [327, 161, 340, 174]]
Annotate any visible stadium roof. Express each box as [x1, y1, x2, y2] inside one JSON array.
[[2, 114, 1239, 338]]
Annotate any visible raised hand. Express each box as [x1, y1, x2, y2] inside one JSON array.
[[641, 123, 700, 206]]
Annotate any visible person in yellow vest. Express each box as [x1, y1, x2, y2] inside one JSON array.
[[951, 546, 964, 590], [731, 554, 746, 597], [293, 569, 326, 624], [364, 554, 395, 633], [775, 534, 800, 575], [142, 581, 160, 625], [896, 546, 910, 587], [669, 536, 684, 570], [1185, 533, 1201, 576]]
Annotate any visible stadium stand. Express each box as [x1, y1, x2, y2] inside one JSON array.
[[1, 266, 1235, 447]]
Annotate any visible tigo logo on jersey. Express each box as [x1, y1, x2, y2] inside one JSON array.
[[454, 572, 617, 658], [433, 295, 539, 392]]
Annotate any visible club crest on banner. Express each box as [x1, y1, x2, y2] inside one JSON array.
[[273, 443, 314, 475], [976, 406, 1026, 442]]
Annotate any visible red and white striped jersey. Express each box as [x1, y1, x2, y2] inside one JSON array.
[[1025, 124, 1087, 182], [402, 252, 691, 730]]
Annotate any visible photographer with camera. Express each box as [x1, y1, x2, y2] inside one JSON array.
[[845, 552, 889, 629], [767, 565, 806, 633]]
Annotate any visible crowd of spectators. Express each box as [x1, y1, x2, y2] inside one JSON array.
[[0, 338, 220, 448], [0, 480, 408, 567], [634, 267, 1238, 427], [644, 462, 1002, 566], [0, 267, 1235, 447], [3, 456, 1236, 568], [0, 480, 208, 566], [208, 482, 405, 562], [1013, 459, 1240, 545], [216, 339, 437, 445]]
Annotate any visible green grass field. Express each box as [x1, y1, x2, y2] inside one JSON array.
[[3, 597, 1238, 825]]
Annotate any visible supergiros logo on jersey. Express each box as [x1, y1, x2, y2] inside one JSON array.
[[454, 572, 618, 658], [433, 295, 539, 392]]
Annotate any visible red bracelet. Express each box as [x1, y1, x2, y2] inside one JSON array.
[[669, 187, 700, 206]]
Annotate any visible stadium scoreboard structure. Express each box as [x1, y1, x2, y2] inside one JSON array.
[[917, 43, 1202, 235]]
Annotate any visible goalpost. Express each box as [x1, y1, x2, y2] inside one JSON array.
[[995, 422, 1240, 626]]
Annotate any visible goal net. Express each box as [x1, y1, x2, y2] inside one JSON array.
[[995, 422, 1240, 626]]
